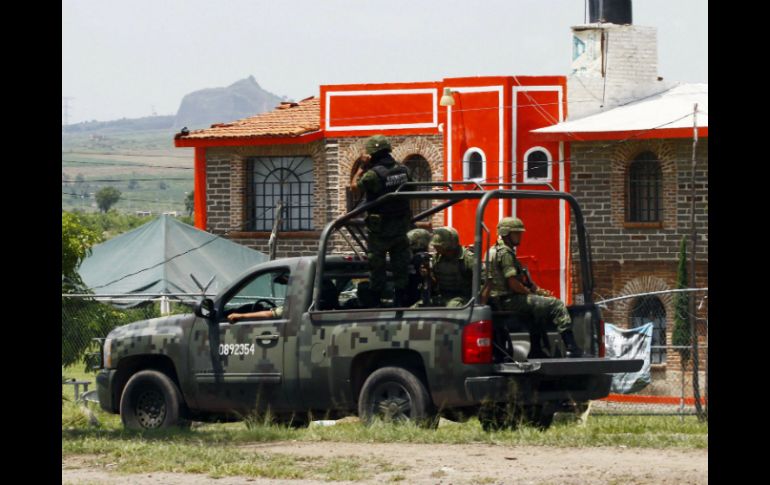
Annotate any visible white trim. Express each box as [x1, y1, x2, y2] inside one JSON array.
[[522, 146, 553, 183], [447, 104, 452, 227], [559, 140, 566, 301], [445, 86, 504, 225], [462, 147, 487, 182], [512, 84, 567, 298], [325, 88, 438, 131]]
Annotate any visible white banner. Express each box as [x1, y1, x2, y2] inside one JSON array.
[[604, 322, 652, 394]]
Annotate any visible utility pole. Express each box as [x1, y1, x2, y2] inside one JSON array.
[[689, 103, 705, 421], [62, 97, 75, 130]]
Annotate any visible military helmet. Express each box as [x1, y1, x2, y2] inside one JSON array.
[[497, 217, 526, 236], [431, 226, 460, 250], [365, 134, 392, 155], [407, 228, 432, 251]]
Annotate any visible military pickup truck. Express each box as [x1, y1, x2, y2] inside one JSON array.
[[96, 188, 642, 430]]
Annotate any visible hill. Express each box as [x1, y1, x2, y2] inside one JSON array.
[[62, 76, 287, 136]]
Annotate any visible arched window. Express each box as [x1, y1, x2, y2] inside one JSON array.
[[523, 147, 552, 182], [403, 154, 432, 217], [463, 148, 485, 181], [628, 151, 662, 222], [247, 156, 314, 231], [631, 295, 666, 364]]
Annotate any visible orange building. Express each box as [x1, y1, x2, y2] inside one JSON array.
[[176, 74, 572, 301]]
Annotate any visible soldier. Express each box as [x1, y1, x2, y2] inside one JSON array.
[[227, 306, 283, 322], [406, 228, 432, 307], [350, 135, 412, 307], [426, 227, 475, 308], [484, 217, 583, 357]]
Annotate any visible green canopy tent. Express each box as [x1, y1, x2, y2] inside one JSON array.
[[79, 215, 268, 307]]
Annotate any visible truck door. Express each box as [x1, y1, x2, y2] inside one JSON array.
[[191, 267, 290, 413]]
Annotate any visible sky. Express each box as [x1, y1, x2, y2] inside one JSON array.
[[62, 0, 708, 124]]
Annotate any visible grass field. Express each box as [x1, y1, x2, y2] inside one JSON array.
[[62, 360, 707, 480], [62, 148, 194, 215]]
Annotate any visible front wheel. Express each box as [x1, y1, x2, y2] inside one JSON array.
[[358, 367, 433, 426], [119, 370, 186, 430]]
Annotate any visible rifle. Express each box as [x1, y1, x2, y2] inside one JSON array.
[[414, 251, 433, 306], [518, 266, 553, 297]]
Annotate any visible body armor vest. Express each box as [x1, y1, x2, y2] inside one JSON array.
[[434, 250, 472, 298], [366, 161, 411, 216], [487, 242, 522, 298]]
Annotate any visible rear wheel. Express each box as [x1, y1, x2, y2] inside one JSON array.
[[479, 402, 556, 431], [358, 367, 433, 426], [119, 370, 186, 430]]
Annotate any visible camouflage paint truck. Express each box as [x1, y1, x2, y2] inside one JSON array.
[[95, 188, 642, 430]]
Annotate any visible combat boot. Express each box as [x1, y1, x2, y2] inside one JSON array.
[[561, 330, 584, 358]]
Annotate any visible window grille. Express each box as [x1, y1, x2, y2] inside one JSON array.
[[630, 295, 667, 364], [247, 156, 314, 231], [525, 149, 550, 180], [628, 152, 662, 222], [404, 154, 432, 217]]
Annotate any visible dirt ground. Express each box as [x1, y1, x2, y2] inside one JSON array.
[[62, 441, 707, 485]]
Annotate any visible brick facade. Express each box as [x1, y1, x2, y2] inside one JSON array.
[[205, 135, 444, 258], [569, 137, 708, 394]]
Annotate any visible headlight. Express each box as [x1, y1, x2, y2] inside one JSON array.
[[103, 338, 113, 369]]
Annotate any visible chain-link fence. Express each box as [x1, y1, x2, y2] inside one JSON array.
[[592, 288, 708, 419], [61, 294, 202, 371], [62, 289, 708, 419]]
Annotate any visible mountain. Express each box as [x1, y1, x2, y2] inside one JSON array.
[[62, 76, 287, 135], [173, 76, 286, 130]]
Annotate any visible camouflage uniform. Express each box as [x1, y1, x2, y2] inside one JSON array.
[[406, 228, 432, 307], [429, 227, 474, 308], [486, 237, 572, 334], [357, 135, 411, 299], [433, 246, 475, 307]]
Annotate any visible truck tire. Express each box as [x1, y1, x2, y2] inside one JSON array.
[[521, 403, 556, 430], [358, 367, 433, 426], [478, 402, 521, 431], [478, 403, 556, 431], [119, 370, 185, 430]]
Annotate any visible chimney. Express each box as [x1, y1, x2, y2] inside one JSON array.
[[567, 0, 672, 119]]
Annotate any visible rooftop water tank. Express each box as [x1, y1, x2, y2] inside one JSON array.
[[588, 0, 632, 24]]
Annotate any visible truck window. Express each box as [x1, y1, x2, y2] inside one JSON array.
[[224, 268, 289, 314]]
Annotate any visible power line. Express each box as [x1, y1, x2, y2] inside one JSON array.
[[62, 177, 192, 183], [62, 159, 194, 170], [62, 191, 186, 205]]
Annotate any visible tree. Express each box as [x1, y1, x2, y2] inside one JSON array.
[[62, 212, 101, 286], [672, 236, 691, 366], [128, 178, 139, 190], [95, 187, 121, 213], [185, 190, 194, 216], [158, 181, 168, 190]]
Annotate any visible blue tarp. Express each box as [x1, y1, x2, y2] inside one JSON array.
[[79, 215, 267, 302], [604, 322, 653, 394]]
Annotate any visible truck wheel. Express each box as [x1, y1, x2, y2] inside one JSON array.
[[358, 367, 433, 426], [521, 403, 556, 430], [119, 370, 184, 430], [478, 402, 522, 431]]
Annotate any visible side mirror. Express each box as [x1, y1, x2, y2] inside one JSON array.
[[195, 298, 216, 319]]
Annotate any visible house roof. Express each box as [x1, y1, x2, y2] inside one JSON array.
[[175, 96, 320, 142], [532, 83, 708, 141]]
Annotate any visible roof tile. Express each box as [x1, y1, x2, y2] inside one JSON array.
[[176, 97, 320, 140]]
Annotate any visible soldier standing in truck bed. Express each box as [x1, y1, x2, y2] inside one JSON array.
[[350, 135, 412, 307]]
